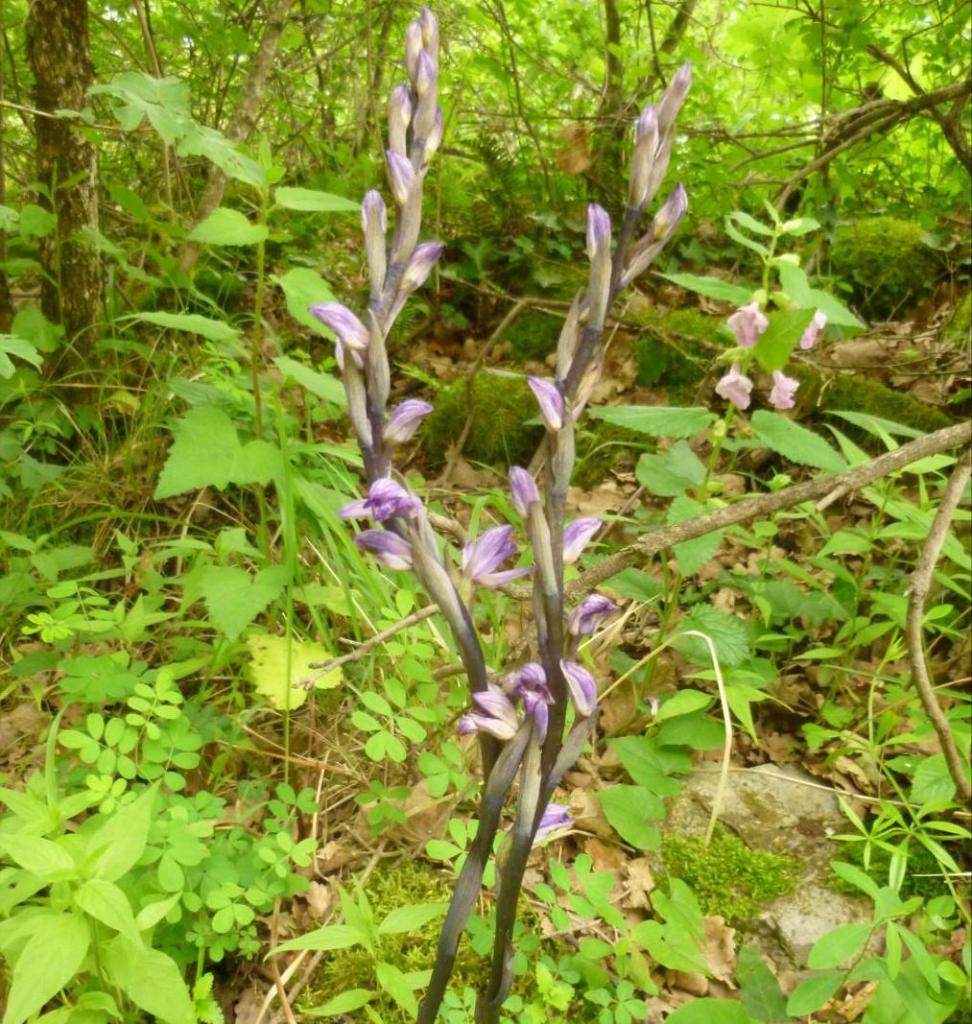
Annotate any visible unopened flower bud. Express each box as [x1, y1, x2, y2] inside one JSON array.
[[401, 241, 444, 292], [415, 50, 436, 98], [388, 86, 412, 157], [656, 61, 692, 134], [354, 529, 413, 570], [629, 104, 659, 207], [586, 203, 611, 261], [562, 518, 601, 564], [383, 399, 433, 445], [361, 190, 387, 296], [309, 303, 370, 353], [527, 376, 565, 431], [405, 21, 423, 83], [652, 183, 687, 241], [509, 466, 539, 516], [419, 6, 439, 58], [560, 659, 598, 717], [386, 150, 416, 207], [424, 107, 444, 160]]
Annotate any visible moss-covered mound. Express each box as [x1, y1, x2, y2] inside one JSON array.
[[505, 309, 565, 363], [943, 292, 971, 349], [423, 370, 542, 467], [830, 217, 940, 320], [634, 307, 716, 391]]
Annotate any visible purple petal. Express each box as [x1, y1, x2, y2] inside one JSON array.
[[560, 659, 598, 717], [354, 530, 413, 570], [462, 525, 517, 583], [338, 498, 371, 519], [509, 466, 539, 517], [715, 363, 753, 411], [401, 241, 444, 292], [415, 50, 437, 97], [586, 204, 611, 260], [727, 302, 768, 349], [364, 478, 422, 521], [562, 518, 602, 564], [309, 303, 370, 351], [383, 399, 433, 445], [527, 376, 565, 431], [800, 309, 827, 350], [536, 803, 572, 841], [386, 150, 416, 207], [523, 692, 548, 742], [769, 370, 799, 411], [476, 566, 533, 588], [568, 594, 619, 637], [505, 662, 547, 699]]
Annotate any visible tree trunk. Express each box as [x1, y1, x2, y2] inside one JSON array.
[[25, 0, 101, 349]]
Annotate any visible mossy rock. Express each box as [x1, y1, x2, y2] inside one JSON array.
[[662, 828, 797, 922], [423, 371, 542, 467], [943, 292, 971, 349], [505, 308, 567, 363], [635, 307, 716, 390], [830, 217, 940, 320]]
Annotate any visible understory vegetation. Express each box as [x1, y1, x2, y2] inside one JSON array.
[[0, 2, 970, 1023]]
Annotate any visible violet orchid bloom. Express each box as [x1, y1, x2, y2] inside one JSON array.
[[354, 530, 413, 570], [562, 518, 601, 564], [415, 50, 436, 98], [560, 659, 598, 717], [458, 684, 519, 741], [340, 478, 421, 522], [715, 363, 753, 411], [401, 242, 445, 292], [386, 150, 416, 207], [527, 376, 565, 432], [309, 303, 370, 359], [383, 400, 433, 445], [800, 310, 827, 350], [535, 803, 572, 841], [727, 301, 768, 349], [462, 525, 530, 588], [509, 466, 540, 517], [586, 203, 611, 261], [568, 594, 619, 637], [522, 691, 548, 742], [504, 662, 550, 703], [769, 370, 799, 410]]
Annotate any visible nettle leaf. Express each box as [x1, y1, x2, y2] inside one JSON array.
[[273, 268, 337, 337], [598, 785, 664, 851], [674, 604, 752, 667], [659, 272, 754, 305], [245, 633, 341, 711], [754, 308, 816, 372], [134, 311, 240, 344], [666, 495, 724, 576], [154, 406, 283, 498], [751, 410, 846, 473], [273, 187, 360, 213], [198, 565, 288, 640], [589, 405, 712, 439], [776, 262, 865, 329], [188, 207, 268, 246], [3, 912, 90, 1024], [635, 440, 706, 497], [102, 934, 195, 1024]]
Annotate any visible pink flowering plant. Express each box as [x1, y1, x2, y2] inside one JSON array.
[[288, 9, 690, 1021]]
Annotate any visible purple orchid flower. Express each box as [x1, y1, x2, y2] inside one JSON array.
[[560, 659, 598, 717], [415, 50, 436, 98], [503, 662, 548, 701], [458, 684, 519, 741], [527, 376, 565, 431], [340, 478, 421, 522], [535, 803, 572, 841], [586, 203, 611, 261], [462, 525, 530, 588], [386, 150, 416, 207], [568, 594, 619, 637], [509, 466, 540, 517], [401, 242, 445, 292], [800, 310, 827, 350], [354, 529, 413, 570], [727, 302, 769, 349], [715, 363, 753, 411], [522, 691, 548, 742], [383, 400, 433, 445], [562, 518, 601, 564], [309, 303, 370, 357], [769, 370, 799, 410]]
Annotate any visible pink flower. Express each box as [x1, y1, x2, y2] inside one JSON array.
[[715, 363, 753, 410], [769, 370, 799, 410], [800, 310, 827, 350], [727, 302, 768, 349]]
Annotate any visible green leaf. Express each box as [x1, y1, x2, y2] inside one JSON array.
[[658, 272, 754, 305], [74, 877, 142, 945], [102, 934, 195, 1024], [666, 495, 724, 576], [273, 267, 337, 337], [910, 754, 956, 806], [753, 308, 816, 372], [751, 410, 846, 473], [635, 440, 706, 497], [271, 923, 369, 954], [273, 187, 360, 213], [0, 334, 43, 378], [274, 355, 346, 406], [831, 861, 881, 900], [133, 311, 240, 344], [245, 632, 341, 710], [598, 785, 664, 851], [665, 999, 760, 1024], [154, 406, 283, 498], [776, 263, 865, 329], [305, 989, 375, 1017], [0, 834, 76, 882], [3, 912, 90, 1024], [785, 970, 843, 1015], [589, 405, 712, 438], [198, 565, 288, 641], [737, 943, 788, 1023], [87, 785, 157, 882], [375, 961, 418, 1016], [674, 604, 752, 668], [656, 689, 713, 720], [607, 737, 682, 796], [378, 902, 446, 935], [188, 207, 268, 246]]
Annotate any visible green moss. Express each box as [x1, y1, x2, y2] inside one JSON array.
[[572, 421, 647, 489], [634, 308, 717, 389], [423, 371, 542, 468], [662, 828, 797, 922], [943, 292, 971, 349], [506, 309, 564, 363], [830, 218, 940, 320]]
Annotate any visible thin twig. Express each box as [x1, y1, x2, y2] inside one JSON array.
[[905, 448, 972, 805]]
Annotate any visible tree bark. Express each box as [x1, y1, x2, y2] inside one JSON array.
[[25, 0, 102, 350]]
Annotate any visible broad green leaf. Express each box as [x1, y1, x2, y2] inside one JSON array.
[[273, 267, 337, 336], [831, 861, 881, 900], [635, 440, 706, 497], [0, 334, 43, 378], [273, 187, 360, 213], [305, 989, 375, 1017], [657, 709, 725, 750], [87, 785, 157, 882], [665, 999, 760, 1024], [753, 307, 816, 372], [751, 410, 846, 473], [674, 604, 752, 667], [378, 902, 446, 935], [0, 834, 76, 881], [271, 923, 369, 954], [633, 918, 706, 974], [910, 754, 956, 806], [198, 565, 288, 640], [274, 355, 346, 406], [737, 943, 787, 1023], [3, 912, 90, 1024], [608, 737, 682, 795], [133, 311, 240, 344], [808, 922, 871, 969], [657, 689, 713, 720], [667, 494, 724, 576], [659, 272, 754, 305], [18, 203, 57, 239], [776, 263, 865, 329], [188, 207, 268, 246], [785, 970, 843, 1015], [598, 785, 664, 851], [102, 934, 195, 1024], [245, 632, 341, 710], [74, 877, 142, 945], [154, 405, 283, 498], [375, 961, 418, 1016], [588, 405, 712, 438]]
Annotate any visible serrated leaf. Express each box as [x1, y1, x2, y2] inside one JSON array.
[[245, 633, 341, 711], [776, 263, 865, 329], [674, 605, 752, 667], [273, 267, 337, 336], [198, 565, 288, 640], [588, 405, 712, 438], [273, 187, 360, 212], [188, 207, 268, 245], [0, 334, 43, 378], [636, 440, 706, 497], [751, 410, 846, 473], [754, 308, 816, 372], [658, 272, 754, 305], [132, 311, 240, 343]]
